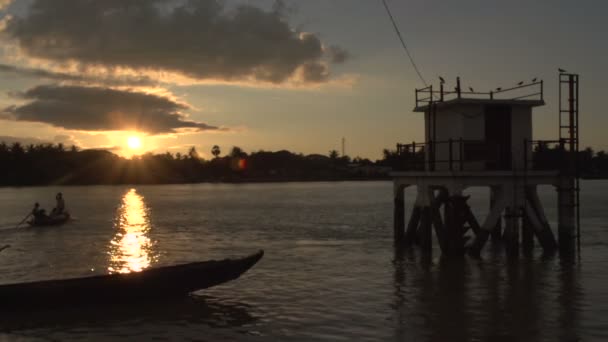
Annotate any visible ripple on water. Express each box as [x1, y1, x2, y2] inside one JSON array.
[[0, 181, 604, 341]]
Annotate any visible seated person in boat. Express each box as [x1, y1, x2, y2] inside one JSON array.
[[51, 192, 65, 215], [32, 202, 47, 220]]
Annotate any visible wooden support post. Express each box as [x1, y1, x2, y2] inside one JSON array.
[[393, 184, 405, 243]]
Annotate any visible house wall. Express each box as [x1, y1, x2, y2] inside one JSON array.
[[510, 105, 533, 170], [431, 104, 484, 171], [425, 103, 533, 171]]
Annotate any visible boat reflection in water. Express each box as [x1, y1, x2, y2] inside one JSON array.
[[108, 188, 158, 274]]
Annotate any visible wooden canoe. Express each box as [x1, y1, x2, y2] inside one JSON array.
[[0, 250, 263, 308], [27, 212, 71, 227]]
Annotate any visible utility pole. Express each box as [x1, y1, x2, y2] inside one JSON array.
[[341, 137, 346, 157]]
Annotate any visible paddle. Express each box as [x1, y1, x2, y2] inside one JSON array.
[[15, 213, 32, 229]]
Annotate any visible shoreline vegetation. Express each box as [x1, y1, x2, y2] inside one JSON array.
[[0, 142, 607, 186]]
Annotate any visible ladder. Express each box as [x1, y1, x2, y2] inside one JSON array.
[[559, 73, 581, 249]]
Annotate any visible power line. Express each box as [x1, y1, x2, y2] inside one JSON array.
[[381, 0, 428, 87]]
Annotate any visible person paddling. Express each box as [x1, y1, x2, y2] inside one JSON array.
[[52, 192, 65, 216], [32, 202, 47, 220]]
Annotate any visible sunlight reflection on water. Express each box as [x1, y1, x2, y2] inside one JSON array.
[[107, 188, 158, 274]]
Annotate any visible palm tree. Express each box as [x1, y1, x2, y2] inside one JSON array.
[[211, 145, 221, 159]]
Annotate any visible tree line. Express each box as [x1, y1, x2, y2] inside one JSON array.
[[0, 141, 607, 186], [0, 142, 386, 186]]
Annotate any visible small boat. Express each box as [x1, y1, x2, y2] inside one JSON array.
[[27, 212, 70, 227], [0, 250, 263, 308]]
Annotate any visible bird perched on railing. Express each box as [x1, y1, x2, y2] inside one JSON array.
[[468, 87, 474, 92], [439, 76, 445, 84], [517, 81, 524, 86], [532, 78, 537, 82], [495, 87, 502, 91], [559, 68, 567, 73]]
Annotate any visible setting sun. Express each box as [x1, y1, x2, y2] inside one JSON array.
[[127, 136, 142, 150]]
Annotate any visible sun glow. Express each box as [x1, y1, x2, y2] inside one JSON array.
[[127, 136, 142, 149]]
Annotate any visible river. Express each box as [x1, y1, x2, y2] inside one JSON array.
[[0, 181, 605, 341]]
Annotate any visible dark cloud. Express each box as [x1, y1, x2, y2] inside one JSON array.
[[86, 146, 122, 152], [327, 46, 349, 64], [0, 63, 157, 86], [3, 84, 218, 134], [3, 0, 348, 84], [0, 134, 79, 147]]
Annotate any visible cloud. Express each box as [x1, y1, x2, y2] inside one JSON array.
[[0, 134, 79, 147], [3, 84, 219, 134], [86, 145, 122, 152], [0, 63, 157, 86], [2, 0, 348, 85], [327, 46, 349, 64], [0, 0, 11, 11]]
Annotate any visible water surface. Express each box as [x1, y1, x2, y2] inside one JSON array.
[[0, 181, 605, 341]]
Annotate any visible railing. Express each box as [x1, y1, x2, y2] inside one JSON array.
[[415, 77, 544, 108], [394, 139, 569, 172], [395, 142, 426, 171], [395, 139, 498, 171]]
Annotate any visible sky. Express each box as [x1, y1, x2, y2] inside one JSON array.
[[0, 0, 606, 159]]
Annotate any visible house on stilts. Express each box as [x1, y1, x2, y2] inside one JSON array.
[[392, 73, 580, 256]]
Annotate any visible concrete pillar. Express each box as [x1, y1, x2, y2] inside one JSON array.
[[503, 206, 520, 256], [557, 177, 576, 254], [467, 187, 507, 257], [416, 185, 433, 252], [419, 206, 432, 251], [490, 187, 503, 241], [521, 210, 534, 255], [524, 186, 558, 254], [393, 183, 405, 243], [444, 187, 467, 256]]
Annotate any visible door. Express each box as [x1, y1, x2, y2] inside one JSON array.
[[485, 105, 512, 170]]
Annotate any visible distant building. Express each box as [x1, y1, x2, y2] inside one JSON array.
[[392, 74, 580, 257]]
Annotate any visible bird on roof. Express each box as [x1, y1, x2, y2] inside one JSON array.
[[439, 76, 445, 84], [517, 81, 524, 86], [559, 68, 567, 73], [532, 78, 537, 82], [496, 87, 502, 91], [468, 87, 474, 92]]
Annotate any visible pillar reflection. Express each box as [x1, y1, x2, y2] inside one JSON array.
[[107, 188, 158, 274]]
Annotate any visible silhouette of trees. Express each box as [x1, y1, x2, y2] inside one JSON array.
[[230, 146, 246, 158], [188, 146, 200, 160], [0, 140, 606, 186]]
